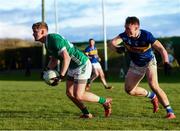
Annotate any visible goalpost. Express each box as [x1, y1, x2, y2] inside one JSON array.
[[42, 0, 47, 68], [101, 0, 108, 71], [41, 0, 108, 71]]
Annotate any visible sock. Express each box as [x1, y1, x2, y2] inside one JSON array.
[[87, 79, 91, 84], [165, 105, 174, 114], [104, 85, 108, 88], [146, 91, 156, 99], [98, 97, 106, 104], [81, 107, 89, 114]]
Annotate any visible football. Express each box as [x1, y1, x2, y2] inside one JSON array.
[[43, 70, 60, 86]]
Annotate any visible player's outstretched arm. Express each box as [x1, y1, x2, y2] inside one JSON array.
[[152, 40, 169, 63], [108, 35, 124, 53], [152, 40, 172, 72]]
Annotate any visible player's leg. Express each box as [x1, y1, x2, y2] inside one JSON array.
[[74, 82, 112, 117], [85, 66, 99, 91], [98, 67, 113, 89], [146, 59, 176, 119], [75, 60, 112, 117], [66, 79, 86, 109], [125, 61, 159, 113], [125, 70, 147, 96], [98, 68, 108, 86], [90, 67, 99, 83], [66, 78, 92, 118], [75, 82, 100, 102], [66, 68, 93, 118]]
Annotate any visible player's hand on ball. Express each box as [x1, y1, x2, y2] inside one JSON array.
[[49, 75, 65, 86], [43, 70, 61, 86], [49, 77, 60, 86]]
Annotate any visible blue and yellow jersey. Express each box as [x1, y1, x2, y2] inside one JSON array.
[[119, 29, 156, 67], [84, 46, 99, 63]]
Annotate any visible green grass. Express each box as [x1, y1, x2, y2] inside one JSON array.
[[0, 70, 180, 130]]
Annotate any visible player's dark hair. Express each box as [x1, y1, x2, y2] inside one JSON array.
[[89, 38, 94, 43], [125, 16, 140, 25], [32, 22, 48, 30]]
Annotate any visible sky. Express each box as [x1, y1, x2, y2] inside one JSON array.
[[0, 0, 179, 42]]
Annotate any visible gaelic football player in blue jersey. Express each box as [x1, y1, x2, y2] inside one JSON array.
[[32, 22, 112, 118], [108, 16, 175, 119], [84, 38, 113, 91]]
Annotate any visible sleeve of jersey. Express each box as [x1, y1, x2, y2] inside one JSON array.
[[84, 47, 90, 55], [118, 32, 125, 39], [147, 32, 156, 45], [51, 36, 66, 54]]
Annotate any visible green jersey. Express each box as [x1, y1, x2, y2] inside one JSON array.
[[45, 34, 88, 69]]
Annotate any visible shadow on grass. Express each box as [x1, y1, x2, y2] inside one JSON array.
[[0, 68, 180, 83], [0, 110, 73, 119]]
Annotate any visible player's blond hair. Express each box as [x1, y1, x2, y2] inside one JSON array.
[[32, 22, 48, 30]]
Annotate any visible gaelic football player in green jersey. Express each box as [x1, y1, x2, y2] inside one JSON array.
[[32, 22, 112, 118]]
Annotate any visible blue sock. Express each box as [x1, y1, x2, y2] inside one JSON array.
[[165, 105, 174, 114], [146, 91, 156, 99]]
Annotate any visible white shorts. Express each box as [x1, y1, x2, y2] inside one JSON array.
[[128, 57, 157, 76], [67, 60, 92, 82], [92, 62, 102, 69]]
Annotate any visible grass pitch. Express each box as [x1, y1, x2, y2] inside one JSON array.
[[0, 70, 180, 130]]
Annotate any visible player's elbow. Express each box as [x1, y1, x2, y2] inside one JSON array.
[[107, 40, 115, 50], [64, 54, 71, 65], [107, 40, 112, 48]]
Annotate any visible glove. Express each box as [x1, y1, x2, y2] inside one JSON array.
[[53, 74, 65, 82], [50, 77, 60, 86], [164, 62, 171, 70], [49, 75, 65, 86], [164, 62, 171, 75], [40, 67, 49, 80], [58, 74, 65, 81], [116, 46, 125, 54]]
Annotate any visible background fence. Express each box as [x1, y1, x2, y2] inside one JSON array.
[[0, 37, 180, 72]]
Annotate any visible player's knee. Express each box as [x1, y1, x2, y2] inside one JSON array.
[[125, 86, 135, 95], [94, 73, 99, 78], [74, 94, 83, 101], [99, 73, 104, 78]]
